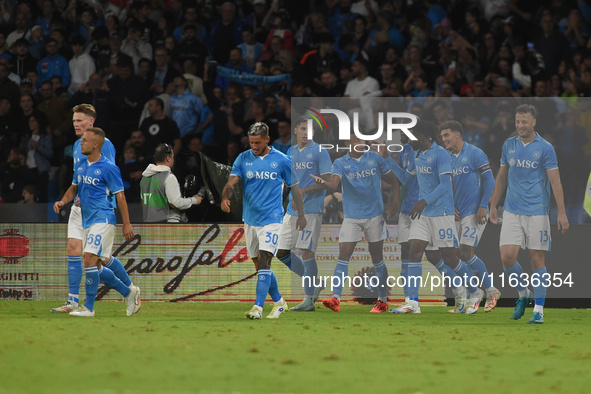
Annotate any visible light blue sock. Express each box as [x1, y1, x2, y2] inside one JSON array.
[[67, 255, 82, 304], [303, 257, 318, 297], [98, 265, 130, 297], [255, 269, 272, 307], [104, 256, 131, 286], [332, 259, 349, 298], [268, 270, 281, 303], [373, 260, 389, 301], [532, 267, 547, 306], [84, 266, 99, 311], [453, 260, 477, 293], [278, 252, 305, 276], [503, 261, 526, 292], [434, 259, 458, 289], [401, 259, 409, 297], [466, 255, 492, 289], [407, 262, 422, 301]]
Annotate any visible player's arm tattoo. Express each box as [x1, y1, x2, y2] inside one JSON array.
[[222, 175, 241, 200]]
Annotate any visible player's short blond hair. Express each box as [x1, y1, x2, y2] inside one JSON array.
[[87, 127, 105, 148], [73, 104, 97, 119]]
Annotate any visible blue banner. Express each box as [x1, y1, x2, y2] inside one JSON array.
[[216, 65, 292, 86]]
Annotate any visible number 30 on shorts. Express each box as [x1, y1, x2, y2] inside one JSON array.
[[265, 232, 278, 245], [87, 233, 102, 246]]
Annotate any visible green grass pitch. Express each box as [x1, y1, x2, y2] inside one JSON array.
[[1, 301, 590, 393]]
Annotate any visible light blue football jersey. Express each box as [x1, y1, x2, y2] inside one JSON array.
[[73, 137, 116, 205], [500, 133, 558, 215], [407, 141, 455, 217], [450, 142, 492, 218], [230, 147, 296, 226], [397, 143, 419, 214], [73, 155, 124, 229], [332, 151, 391, 219], [286, 141, 332, 216]]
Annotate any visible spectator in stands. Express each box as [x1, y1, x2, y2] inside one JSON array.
[[225, 140, 240, 166], [105, 32, 128, 78], [209, 2, 244, 64], [6, 12, 30, 48], [315, 69, 345, 97], [0, 62, 20, 109], [231, 95, 277, 146], [344, 58, 380, 128], [0, 33, 12, 63], [37, 81, 70, 135], [71, 9, 98, 43], [176, 24, 209, 78], [137, 57, 151, 81], [187, 135, 204, 154], [0, 148, 35, 203], [125, 129, 149, 164], [216, 48, 253, 92], [108, 56, 150, 148], [149, 46, 182, 96], [20, 78, 38, 101], [140, 97, 182, 157], [533, 13, 570, 75], [139, 80, 175, 125], [366, 11, 405, 57], [128, 2, 158, 43], [68, 36, 96, 96], [244, 0, 269, 42], [272, 117, 291, 154], [19, 184, 38, 203], [404, 71, 434, 99], [11, 38, 37, 79], [36, 0, 54, 39], [17, 94, 47, 139], [68, 73, 115, 130], [302, 32, 342, 88], [352, 15, 369, 49], [36, 38, 71, 89], [259, 35, 283, 63], [121, 23, 153, 73], [183, 59, 208, 105], [0, 99, 18, 161], [27, 25, 45, 60], [88, 26, 111, 74], [277, 91, 296, 119], [173, 6, 207, 42], [49, 28, 73, 60], [238, 25, 263, 69], [170, 76, 203, 138], [264, 10, 294, 53], [120, 145, 143, 204], [24, 114, 52, 202]]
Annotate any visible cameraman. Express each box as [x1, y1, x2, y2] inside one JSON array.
[[140, 143, 202, 223]]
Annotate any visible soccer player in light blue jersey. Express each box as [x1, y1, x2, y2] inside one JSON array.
[[221, 122, 307, 320], [490, 104, 569, 324], [51, 104, 136, 313], [54, 128, 140, 317], [440, 120, 501, 313], [391, 133, 419, 308], [276, 117, 332, 311], [388, 120, 480, 314], [312, 133, 399, 313]]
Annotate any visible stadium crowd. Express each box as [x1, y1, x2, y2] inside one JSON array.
[[0, 0, 590, 222]]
